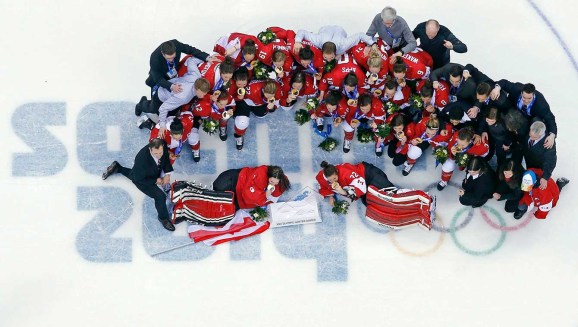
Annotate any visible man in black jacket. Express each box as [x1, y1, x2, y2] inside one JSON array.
[[413, 19, 468, 69], [146, 40, 219, 95], [430, 63, 478, 118], [102, 138, 175, 231], [492, 80, 557, 148], [521, 121, 557, 190], [462, 64, 512, 112]]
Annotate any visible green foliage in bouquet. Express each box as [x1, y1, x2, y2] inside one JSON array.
[[384, 101, 400, 115], [202, 118, 219, 135], [305, 97, 319, 112], [257, 29, 276, 45], [249, 206, 268, 222], [357, 128, 374, 143], [433, 147, 449, 164], [455, 152, 470, 169], [253, 61, 272, 80], [324, 59, 337, 73], [319, 137, 338, 152], [294, 109, 311, 125], [332, 200, 350, 215], [374, 123, 391, 138], [410, 94, 423, 109]]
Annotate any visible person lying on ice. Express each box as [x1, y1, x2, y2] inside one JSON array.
[[315, 160, 393, 206]]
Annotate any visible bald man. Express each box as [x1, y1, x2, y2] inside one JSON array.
[[413, 19, 468, 69]]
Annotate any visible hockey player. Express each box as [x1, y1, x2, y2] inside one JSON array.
[[316, 161, 394, 206], [279, 71, 317, 109], [293, 25, 376, 58], [402, 115, 452, 176], [437, 127, 490, 191], [317, 54, 365, 101], [213, 33, 260, 68], [213, 165, 291, 210], [149, 116, 186, 165], [382, 79, 411, 109], [198, 56, 236, 95], [385, 114, 416, 166], [338, 93, 387, 155], [233, 79, 281, 150], [311, 90, 348, 134], [415, 79, 450, 119], [190, 91, 235, 161]]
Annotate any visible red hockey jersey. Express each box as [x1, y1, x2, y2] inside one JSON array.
[[316, 163, 367, 199], [236, 165, 286, 209]]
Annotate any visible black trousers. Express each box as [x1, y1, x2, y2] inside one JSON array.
[[118, 165, 169, 221], [234, 100, 270, 118], [387, 142, 406, 166], [361, 161, 394, 205], [459, 195, 488, 208], [141, 92, 180, 118], [213, 168, 243, 210]]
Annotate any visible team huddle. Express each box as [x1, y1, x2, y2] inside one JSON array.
[[102, 6, 569, 232]]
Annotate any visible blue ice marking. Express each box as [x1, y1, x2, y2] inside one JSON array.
[[12, 102, 68, 176], [76, 187, 133, 262]]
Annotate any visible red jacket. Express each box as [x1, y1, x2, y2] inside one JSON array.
[[447, 131, 490, 160], [316, 163, 367, 199], [411, 117, 452, 148], [520, 168, 560, 219], [236, 166, 286, 209]]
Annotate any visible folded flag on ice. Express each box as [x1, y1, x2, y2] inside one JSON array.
[[188, 210, 270, 246]]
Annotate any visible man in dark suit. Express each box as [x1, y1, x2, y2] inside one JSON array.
[[430, 63, 478, 118], [493, 80, 557, 148], [102, 138, 175, 231], [146, 40, 218, 95], [462, 64, 512, 112], [412, 19, 468, 69], [521, 121, 557, 190]]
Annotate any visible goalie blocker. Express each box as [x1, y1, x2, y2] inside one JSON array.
[[365, 185, 436, 230]]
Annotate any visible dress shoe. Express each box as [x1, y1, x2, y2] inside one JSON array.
[[513, 208, 527, 220], [138, 118, 155, 130], [160, 219, 175, 231], [102, 161, 119, 180], [556, 177, 569, 192], [135, 96, 147, 116]]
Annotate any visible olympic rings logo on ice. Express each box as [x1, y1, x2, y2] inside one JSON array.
[[385, 181, 534, 257]]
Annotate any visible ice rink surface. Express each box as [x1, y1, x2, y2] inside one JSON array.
[[1, 0, 577, 326]]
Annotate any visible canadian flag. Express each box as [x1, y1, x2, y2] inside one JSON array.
[[187, 210, 270, 246]]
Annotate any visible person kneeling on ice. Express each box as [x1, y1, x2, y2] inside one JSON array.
[[212, 165, 291, 210], [458, 157, 496, 208], [514, 169, 569, 219], [316, 161, 393, 206]]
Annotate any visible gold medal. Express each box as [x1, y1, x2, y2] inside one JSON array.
[[275, 66, 284, 74], [222, 111, 232, 119], [213, 90, 221, 97], [415, 137, 423, 143], [347, 99, 358, 106], [351, 119, 360, 125], [373, 89, 382, 97], [237, 88, 246, 96], [291, 88, 299, 96], [250, 60, 259, 68], [267, 97, 276, 104]]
